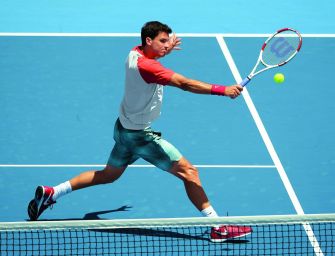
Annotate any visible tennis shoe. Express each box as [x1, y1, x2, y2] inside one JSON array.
[[210, 225, 252, 242], [28, 185, 56, 221]]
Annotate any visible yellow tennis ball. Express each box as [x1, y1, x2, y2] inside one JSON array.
[[274, 73, 285, 83]]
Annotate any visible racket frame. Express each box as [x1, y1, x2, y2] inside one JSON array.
[[240, 28, 302, 87]]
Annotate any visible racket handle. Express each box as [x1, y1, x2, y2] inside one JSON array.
[[240, 77, 251, 87]]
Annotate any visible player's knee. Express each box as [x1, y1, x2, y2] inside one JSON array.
[[99, 166, 125, 184], [180, 165, 200, 183]]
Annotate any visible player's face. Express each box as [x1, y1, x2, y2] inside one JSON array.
[[146, 32, 170, 58]]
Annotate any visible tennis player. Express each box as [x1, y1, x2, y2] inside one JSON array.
[[28, 21, 251, 242]]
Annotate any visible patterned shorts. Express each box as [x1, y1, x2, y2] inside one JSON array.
[[107, 119, 182, 172]]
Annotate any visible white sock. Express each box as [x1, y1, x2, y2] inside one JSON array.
[[52, 181, 72, 201], [200, 205, 219, 218]]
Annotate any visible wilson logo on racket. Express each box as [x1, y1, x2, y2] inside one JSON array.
[[270, 38, 295, 58]]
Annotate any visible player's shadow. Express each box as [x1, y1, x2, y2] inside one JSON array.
[[32, 205, 249, 247], [35, 205, 132, 221]]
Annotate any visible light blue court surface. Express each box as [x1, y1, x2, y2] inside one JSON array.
[[0, 0, 334, 33], [0, 35, 334, 222], [0, 0, 334, 223]]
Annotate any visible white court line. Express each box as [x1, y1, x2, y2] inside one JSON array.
[[216, 35, 324, 256], [0, 164, 275, 169], [0, 32, 334, 37]]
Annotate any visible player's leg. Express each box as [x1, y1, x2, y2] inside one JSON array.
[[136, 132, 253, 242], [169, 157, 211, 212], [27, 140, 134, 221], [27, 119, 138, 221], [131, 129, 217, 217], [27, 142, 135, 221], [27, 164, 127, 221], [69, 165, 126, 191], [169, 157, 252, 242]]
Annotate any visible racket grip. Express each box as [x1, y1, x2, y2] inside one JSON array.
[[240, 77, 251, 87]]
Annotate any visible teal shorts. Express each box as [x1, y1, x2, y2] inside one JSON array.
[[107, 119, 182, 172]]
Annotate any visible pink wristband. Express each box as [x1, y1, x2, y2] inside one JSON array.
[[211, 84, 226, 96]]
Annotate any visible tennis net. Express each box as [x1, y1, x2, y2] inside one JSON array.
[[0, 213, 334, 255]]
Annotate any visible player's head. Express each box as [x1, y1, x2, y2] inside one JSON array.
[[141, 21, 172, 47]]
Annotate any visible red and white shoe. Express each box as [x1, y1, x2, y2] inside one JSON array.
[[28, 186, 56, 221], [210, 225, 252, 242]]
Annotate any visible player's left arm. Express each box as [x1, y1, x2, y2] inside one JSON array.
[[168, 72, 243, 99]]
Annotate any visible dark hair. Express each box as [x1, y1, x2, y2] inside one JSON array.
[[141, 21, 172, 46]]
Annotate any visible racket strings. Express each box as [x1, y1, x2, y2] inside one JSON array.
[[262, 31, 301, 66]]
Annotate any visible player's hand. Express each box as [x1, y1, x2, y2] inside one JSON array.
[[167, 33, 182, 54], [224, 85, 243, 99]]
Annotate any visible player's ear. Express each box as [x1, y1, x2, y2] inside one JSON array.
[[146, 37, 152, 46]]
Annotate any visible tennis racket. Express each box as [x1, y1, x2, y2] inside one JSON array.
[[240, 28, 302, 87]]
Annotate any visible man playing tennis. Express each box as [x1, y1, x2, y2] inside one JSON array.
[[28, 21, 251, 242]]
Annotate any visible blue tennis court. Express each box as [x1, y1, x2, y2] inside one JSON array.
[[1, 34, 334, 221], [0, 1, 334, 255]]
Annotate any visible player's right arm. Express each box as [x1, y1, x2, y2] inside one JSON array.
[[168, 73, 243, 99]]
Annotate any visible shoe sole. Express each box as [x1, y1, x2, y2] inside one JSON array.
[[27, 186, 44, 221], [27, 199, 37, 221], [210, 231, 252, 243]]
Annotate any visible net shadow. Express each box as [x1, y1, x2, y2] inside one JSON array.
[[90, 227, 250, 244]]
